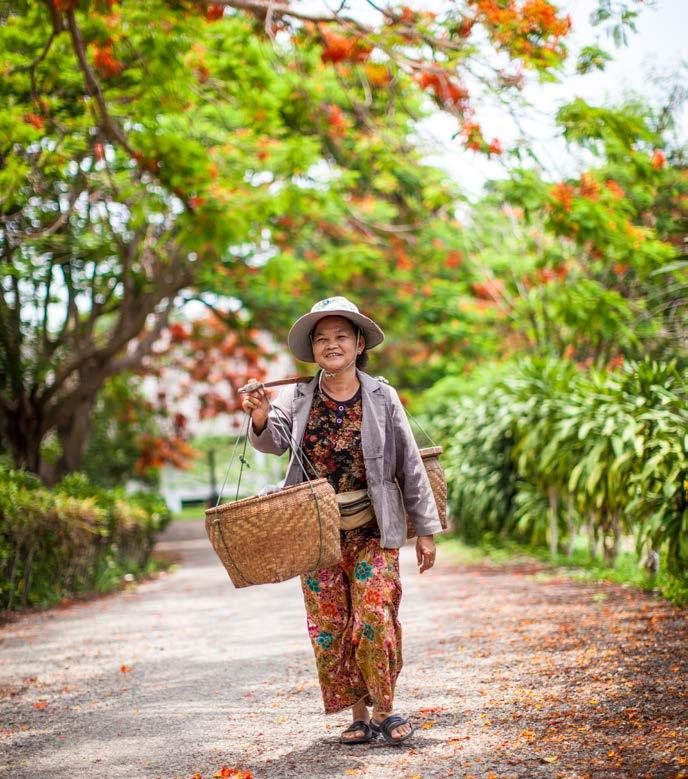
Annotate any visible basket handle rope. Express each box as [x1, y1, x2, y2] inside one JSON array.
[[215, 413, 251, 508], [268, 401, 321, 481], [375, 375, 439, 449], [216, 402, 318, 507], [210, 414, 257, 587], [264, 401, 327, 573], [212, 403, 328, 583]]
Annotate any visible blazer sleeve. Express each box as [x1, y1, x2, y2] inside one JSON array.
[[388, 386, 443, 537], [247, 384, 295, 456]]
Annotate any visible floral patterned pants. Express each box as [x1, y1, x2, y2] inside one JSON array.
[[300, 526, 403, 715]]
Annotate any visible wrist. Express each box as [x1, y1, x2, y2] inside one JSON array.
[[251, 417, 267, 435]]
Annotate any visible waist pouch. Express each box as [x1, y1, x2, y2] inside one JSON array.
[[336, 488, 375, 530]]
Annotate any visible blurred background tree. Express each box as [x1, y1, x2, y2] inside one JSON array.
[[2, 0, 686, 604], [0, 0, 581, 480]]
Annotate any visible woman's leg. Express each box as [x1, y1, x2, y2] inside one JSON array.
[[340, 695, 372, 743], [300, 561, 369, 716], [349, 537, 404, 724]]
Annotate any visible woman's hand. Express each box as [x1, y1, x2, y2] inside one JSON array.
[[240, 379, 272, 433], [416, 535, 436, 574]]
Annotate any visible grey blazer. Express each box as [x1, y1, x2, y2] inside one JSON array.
[[248, 369, 443, 548]]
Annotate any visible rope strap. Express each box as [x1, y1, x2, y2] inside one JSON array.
[[212, 396, 328, 581]]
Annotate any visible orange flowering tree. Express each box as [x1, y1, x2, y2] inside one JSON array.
[[1, 0, 644, 477], [448, 96, 688, 372], [79, 312, 273, 485], [131, 312, 273, 480]]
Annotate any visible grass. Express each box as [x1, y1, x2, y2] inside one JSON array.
[[92, 552, 177, 595], [173, 504, 207, 522], [1, 553, 177, 615], [172, 498, 257, 522], [435, 533, 688, 607]]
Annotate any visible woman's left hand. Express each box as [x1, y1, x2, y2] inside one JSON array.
[[416, 535, 436, 574]]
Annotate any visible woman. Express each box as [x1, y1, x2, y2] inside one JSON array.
[[241, 296, 442, 746]]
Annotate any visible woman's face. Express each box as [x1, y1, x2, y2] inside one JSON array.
[[311, 316, 364, 373]]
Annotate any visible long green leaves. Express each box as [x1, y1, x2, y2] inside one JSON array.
[[434, 358, 688, 576]]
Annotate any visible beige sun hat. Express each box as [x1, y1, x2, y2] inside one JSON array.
[[287, 296, 385, 363]]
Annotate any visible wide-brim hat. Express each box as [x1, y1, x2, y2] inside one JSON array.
[[287, 296, 385, 363]]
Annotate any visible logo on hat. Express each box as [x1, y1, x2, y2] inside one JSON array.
[[311, 296, 359, 314]]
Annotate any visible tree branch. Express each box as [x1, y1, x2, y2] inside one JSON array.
[[64, 10, 136, 157], [217, 0, 369, 28], [14, 26, 57, 105], [41, 0, 64, 35], [41, 259, 54, 354], [39, 256, 193, 411], [185, 295, 243, 329], [109, 297, 175, 374]]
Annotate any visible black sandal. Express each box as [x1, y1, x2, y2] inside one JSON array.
[[339, 720, 378, 745], [370, 714, 415, 745]]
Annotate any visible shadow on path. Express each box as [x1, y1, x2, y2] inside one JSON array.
[[0, 519, 686, 779]]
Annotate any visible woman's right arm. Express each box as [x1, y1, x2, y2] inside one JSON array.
[[242, 382, 294, 456]]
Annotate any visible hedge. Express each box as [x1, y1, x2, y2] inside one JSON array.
[[0, 467, 171, 610]]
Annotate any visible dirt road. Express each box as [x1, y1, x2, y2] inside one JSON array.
[[1, 519, 686, 779]]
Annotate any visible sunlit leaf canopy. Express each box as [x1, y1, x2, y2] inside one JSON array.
[[0, 0, 581, 468], [2, 0, 685, 479]]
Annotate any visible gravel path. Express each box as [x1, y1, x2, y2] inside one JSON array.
[[1, 519, 686, 779]]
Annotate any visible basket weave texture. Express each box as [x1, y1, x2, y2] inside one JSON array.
[[405, 446, 448, 539], [205, 478, 341, 589]]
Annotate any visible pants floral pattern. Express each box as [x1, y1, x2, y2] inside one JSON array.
[[300, 526, 403, 714]]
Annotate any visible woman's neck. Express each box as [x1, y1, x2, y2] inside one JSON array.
[[319, 366, 360, 400]]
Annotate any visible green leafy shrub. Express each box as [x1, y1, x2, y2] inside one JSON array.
[[0, 466, 172, 610], [431, 358, 688, 579]]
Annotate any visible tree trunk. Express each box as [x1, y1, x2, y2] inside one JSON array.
[[55, 396, 96, 480], [548, 487, 559, 557], [639, 543, 660, 575], [21, 544, 36, 608], [602, 512, 621, 566], [0, 391, 98, 483], [1, 235, 187, 482], [566, 495, 576, 558], [0, 397, 46, 475], [586, 514, 598, 561]]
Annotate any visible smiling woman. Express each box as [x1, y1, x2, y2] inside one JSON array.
[[241, 296, 443, 747], [311, 317, 367, 375]]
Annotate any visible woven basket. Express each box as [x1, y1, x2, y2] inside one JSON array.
[[205, 478, 341, 589], [405, 446, 448, 539]]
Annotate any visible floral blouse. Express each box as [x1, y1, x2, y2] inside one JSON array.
[[301, 381, 379, 539], [300, 384, 367, 494]]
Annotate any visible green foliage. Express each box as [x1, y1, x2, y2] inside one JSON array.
[[2, 0, 669, 479], [0, 464, 171, 610], [488, 96, 686, 368], [590, 0, 642, 47], [433, 358, 688, 578], [576, 45, 612, 74], [2, 3, 685, 610], [0, 1, 471, 470], [416, 359, 521, 416], [81, 374, 161, 488], [421, 88, 687, 593], [433, 386, 518, 545]]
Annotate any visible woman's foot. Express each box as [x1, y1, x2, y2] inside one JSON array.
[[370, 712, 414, 744], [340, 697, 371, 743], [339, 720, 377, 744]]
